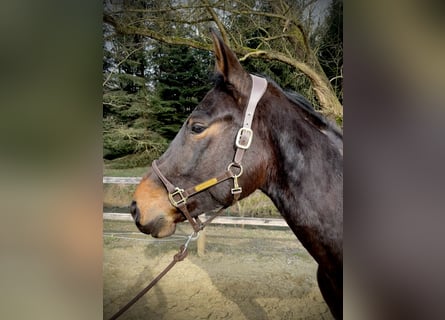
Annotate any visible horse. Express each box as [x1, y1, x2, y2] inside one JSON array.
[[131, 30, 343, 319]]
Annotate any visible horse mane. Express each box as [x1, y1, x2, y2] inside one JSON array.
[[262, 76, 343, 156], [285, 91, 343, 136], [258, 74, 342, 142], [211, 72, 343, 150]]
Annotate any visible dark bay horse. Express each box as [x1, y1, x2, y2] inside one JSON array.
[[131, 31, 343, 319]]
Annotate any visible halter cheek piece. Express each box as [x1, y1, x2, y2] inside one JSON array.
[[151, 74, 268, 232]]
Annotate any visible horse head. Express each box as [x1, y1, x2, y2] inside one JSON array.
[[131, 31, 271, 237]]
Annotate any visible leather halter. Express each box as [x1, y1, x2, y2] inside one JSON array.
[[151, 74, 268, 232]]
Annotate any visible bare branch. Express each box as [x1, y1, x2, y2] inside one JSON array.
[[104, 14, 212, 51], [103, 0, 343, 120], [201, 0, 229, 43], [329, 75, 343, 83], [103, 46, 143, 87]]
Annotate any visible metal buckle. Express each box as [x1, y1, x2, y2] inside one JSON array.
[[230, 170, 242, 195], [227, 162, 243, 178], [168, 187, 187, 207], [235, 127, 253, 149], [231, 186, 242, 195]]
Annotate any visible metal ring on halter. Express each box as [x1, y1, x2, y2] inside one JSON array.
[[227, 162, 243, 178]]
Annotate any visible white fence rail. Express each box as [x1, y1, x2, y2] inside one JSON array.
[[103, 176, 141, 184], [103, 212, 288, 227], [103, 177, 288, 228]]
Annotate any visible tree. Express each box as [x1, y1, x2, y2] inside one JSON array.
[[316, 0, 343, 105], [150, 43, 213, 139], [103, 0, 343, 122], [103, 9, 214, 167], [103, 17, 168, 167]]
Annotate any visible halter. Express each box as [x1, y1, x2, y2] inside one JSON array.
[[151, 74, 268, 233]]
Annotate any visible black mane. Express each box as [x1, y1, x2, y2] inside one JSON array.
[[212, 72, 343, 142], [285, 90, 343, 138]]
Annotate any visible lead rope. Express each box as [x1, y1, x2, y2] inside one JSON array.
[[108, 231, 199, 320], [109, 75, 267, 319], [107, 210, 225, 320]]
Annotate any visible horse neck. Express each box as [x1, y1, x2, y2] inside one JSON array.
[[259, 93, 343, 264]]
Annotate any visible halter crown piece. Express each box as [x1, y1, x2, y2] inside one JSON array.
[[151, 74, 268, 232]]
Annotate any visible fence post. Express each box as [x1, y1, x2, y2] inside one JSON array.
[[197, 228, 206, 256]]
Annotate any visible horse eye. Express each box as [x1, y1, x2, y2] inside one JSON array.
[[191, 123, 207, 134]]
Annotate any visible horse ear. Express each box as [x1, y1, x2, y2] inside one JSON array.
[[210, 29, 250, 93]]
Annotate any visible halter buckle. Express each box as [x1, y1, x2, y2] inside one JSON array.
[[231, 175, 242, 195], [231, 186, 242, 194], [235, 127, 253, 149], [168, 187, 187, 207]]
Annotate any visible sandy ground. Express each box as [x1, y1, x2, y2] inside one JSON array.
[[103, 220, 333, 320]]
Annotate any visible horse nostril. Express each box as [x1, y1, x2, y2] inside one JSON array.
[[130, 200, 138, 219]]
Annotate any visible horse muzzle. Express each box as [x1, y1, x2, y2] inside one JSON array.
[[130, 200, 178, 238]]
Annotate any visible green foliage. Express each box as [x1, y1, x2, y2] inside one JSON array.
[[103, 0, 343, 168], [103, 32, 213, 167], [150, 44, 213, 139], [103, 83, 169, 163], [103, 40, 168, 165]]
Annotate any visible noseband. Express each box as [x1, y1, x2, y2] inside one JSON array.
[[151, 74, 268, 232]]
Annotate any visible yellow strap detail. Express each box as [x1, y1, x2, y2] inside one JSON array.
[[194, 178, 218, 192]]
